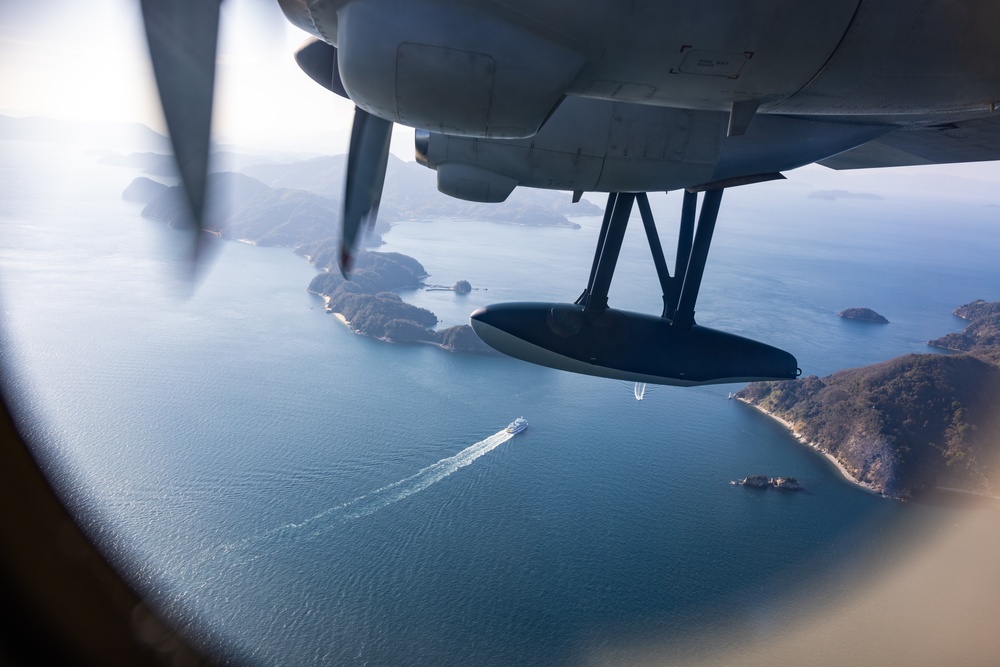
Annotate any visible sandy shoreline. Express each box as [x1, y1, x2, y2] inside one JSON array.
[[318, 295, 353, 329], [318, 294, 456, 352], [736, 397, 1000, 502], [734, 396, 883, 496]]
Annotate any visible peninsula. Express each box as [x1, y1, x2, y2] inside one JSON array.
[[927, 299, 1000, 364], [238, 153, 601, 228], [305, 249, 497, 354], [738, 301, 1000, 500]]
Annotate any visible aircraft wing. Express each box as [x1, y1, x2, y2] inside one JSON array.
[[819, 113, 1000, 169]]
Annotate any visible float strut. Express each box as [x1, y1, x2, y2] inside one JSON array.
[[575, 192, 618, 306], [674, 190, 697, 305], [578, 192, 635, 313], [576, 193, 616, 306], [574, 188, 723, 324], [672, 188, 724, 328], [636, 193, 675, 319]]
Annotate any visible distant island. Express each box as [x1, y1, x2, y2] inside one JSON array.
[[239, 153, 601, 228], [0, 114, 169, 151], [122, 176, 168, 203], [838, 307, 889, 323], [136, 172, 374, 246], [100, 151, 178, 177], [127, 151, 599, 234], [128, 149, 597, 244], [738, 300, 1000, 500]]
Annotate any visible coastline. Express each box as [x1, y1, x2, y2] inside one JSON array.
[[319, 295, 354, 330], [318, 293, 474, 354], [734, 396, 884, 497]]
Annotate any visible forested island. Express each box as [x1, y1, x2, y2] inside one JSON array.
[[738, 301, 1000, 500], [123, 150, 600, 234], [137, 172, 377, 246], [838, 307, 889, 323], [305, 250, 496, 354]]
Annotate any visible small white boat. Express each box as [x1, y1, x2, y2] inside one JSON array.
[[506, 417, 528, 434]]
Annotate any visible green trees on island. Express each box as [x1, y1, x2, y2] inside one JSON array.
[[309, 252, 437, 342], [434, 324, 494, 353], [738, 301, 1000, 499], [307, 251, 427, 297], [326, 288, 438, 342], [307, 249, 494, 353]]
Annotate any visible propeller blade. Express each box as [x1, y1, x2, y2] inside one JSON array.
[[341, 107, 393, 276], [140, 0, 222, 269]]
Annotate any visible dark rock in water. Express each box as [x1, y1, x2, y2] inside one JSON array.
[[771, 476, 803, 491], [453, 280, 472, 294], [838, 307, 889, 323], [738, 475, 771, 488], [734, 475, 804, 491]]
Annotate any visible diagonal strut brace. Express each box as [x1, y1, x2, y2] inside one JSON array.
[[672, 187, 723, 328], [576, 192, 636, 312], [575, 188, 725, 327]]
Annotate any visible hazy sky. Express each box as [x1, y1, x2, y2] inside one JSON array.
[[0, 0, 367, 153], [4, 0, 1000, 192]]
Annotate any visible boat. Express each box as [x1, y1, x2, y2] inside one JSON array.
[[506, 417, 528, 434]]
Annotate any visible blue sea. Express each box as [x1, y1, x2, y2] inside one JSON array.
[[2, 139, 999, 665]]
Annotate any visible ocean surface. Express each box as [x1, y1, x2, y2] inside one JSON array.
[[2, 139, 999, 665]]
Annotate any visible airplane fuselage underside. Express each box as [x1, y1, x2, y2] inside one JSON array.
[[283, 0, 1000, 136]]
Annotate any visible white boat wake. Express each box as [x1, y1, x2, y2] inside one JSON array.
[[222, 429, 515, 555], [185, 429, 517, 591], [341, 429, 514, 518]]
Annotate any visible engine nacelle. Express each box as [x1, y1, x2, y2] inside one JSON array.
[[334, 0, 585, 139], [434, 163, 517, 203]]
